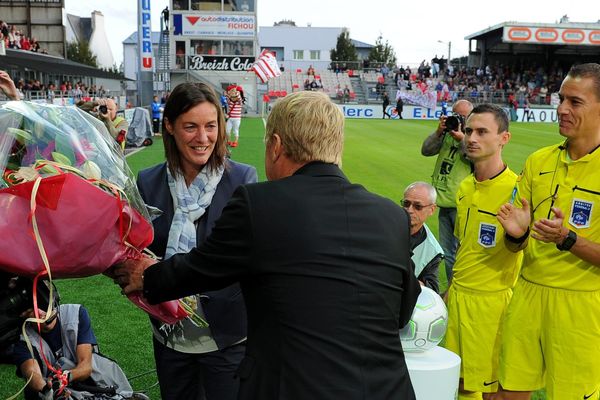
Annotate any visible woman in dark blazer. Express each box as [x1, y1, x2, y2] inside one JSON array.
[[136, 83, 257, 400]]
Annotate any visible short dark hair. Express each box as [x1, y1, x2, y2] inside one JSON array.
[[162, 82, 228, 177], [468, 103, 509, 134], [567, 63, 600, 101]]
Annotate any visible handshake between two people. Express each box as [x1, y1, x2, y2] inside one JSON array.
[[105, 256, 158, 296]]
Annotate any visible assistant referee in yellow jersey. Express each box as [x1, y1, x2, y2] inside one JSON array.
[[497, 63, 600, 400], [444, 104, 523, 400]]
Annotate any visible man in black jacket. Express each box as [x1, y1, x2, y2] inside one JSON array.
[[114, 90, 420, 400]]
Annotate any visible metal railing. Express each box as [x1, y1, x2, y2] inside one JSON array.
[[1, 89, 115, 103]]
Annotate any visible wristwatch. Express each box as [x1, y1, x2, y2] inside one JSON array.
[[556, 229, 577, 251]]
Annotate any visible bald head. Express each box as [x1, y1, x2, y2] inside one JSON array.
[[105, 99, 118, 120], [452, 99, 474, 118]]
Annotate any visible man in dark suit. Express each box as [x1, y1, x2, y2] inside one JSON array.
[[114, 90, 420, 400]]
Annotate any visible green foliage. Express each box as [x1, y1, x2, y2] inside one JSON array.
[[368, 35, 397, 66], [0, 118, 561, 399], [330, 28, 358, 62], [66, 40, 98, 68]]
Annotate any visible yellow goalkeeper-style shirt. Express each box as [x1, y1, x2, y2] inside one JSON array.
[[453, 167, 523, 291], [516, 142, 600, 291]]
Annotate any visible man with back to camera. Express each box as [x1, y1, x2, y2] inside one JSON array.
[[421, 99, 473, 286], [495, 63, 600, 400], [402, 181, 444, 293], [444, 104, 523, 400], [112, 90, 421, 400]]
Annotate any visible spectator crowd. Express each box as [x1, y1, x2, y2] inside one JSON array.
[[388, 59, 566, 107], [0, 20, 48, 54]]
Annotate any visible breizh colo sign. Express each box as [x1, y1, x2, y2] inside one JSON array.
[[188, 55, 254, 71]]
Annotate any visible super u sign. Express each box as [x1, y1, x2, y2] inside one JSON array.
[[139, 0, 153, 70]]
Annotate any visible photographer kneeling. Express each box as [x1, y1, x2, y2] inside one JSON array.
[[9, 282, 143, 400]]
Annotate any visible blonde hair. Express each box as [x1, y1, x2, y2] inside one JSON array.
[[265, 91, 344, 165]]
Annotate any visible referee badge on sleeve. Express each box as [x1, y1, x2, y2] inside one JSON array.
[[569, 198, 593, 229], [478, 223, 497, 248]]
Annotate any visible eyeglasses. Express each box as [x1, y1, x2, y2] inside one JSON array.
[[401, 200, 433, 211]]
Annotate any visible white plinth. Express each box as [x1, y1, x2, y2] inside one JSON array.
[[405, 346, 461, 400]]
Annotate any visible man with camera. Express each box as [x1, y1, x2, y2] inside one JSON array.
[[97, 98, 128, 150], [9, 283, 140, 400], [77, 98, 129, 151], [421, 99, 473, 286]]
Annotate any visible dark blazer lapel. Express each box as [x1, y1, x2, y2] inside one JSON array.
[[202, 170, 232, 241], [146, 164, 174, 258]]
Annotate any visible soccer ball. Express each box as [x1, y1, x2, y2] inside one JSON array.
[[399, 286, 448, 352]]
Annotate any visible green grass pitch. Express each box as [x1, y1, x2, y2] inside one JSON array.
[[0, 117, 560, 399]]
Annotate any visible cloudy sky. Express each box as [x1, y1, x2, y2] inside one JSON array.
[[65, 0, 598, 67]]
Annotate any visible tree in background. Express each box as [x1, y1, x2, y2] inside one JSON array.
[[66, 40, 98, 67], [368, 35, 397, 67], [330, 28, 358, 63]]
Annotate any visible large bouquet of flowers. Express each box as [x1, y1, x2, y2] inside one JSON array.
[[0, 101, 188, 324]]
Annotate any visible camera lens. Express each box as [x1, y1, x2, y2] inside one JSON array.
[[445, 116, 459, 132], [99, 105, 108, 114]]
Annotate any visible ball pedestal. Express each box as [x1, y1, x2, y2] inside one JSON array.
[[405, 346, 461, 400]]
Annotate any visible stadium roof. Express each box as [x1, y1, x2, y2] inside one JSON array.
[[465, 20, 600, 40], [0, 49, 127, 80]]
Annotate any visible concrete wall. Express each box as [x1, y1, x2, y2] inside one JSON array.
[[95, 77, 124, 93], [0, 1, 65, 57]]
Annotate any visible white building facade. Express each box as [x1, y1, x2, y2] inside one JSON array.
[[258, 24, 373, 72], [65, 11, 115, 69]]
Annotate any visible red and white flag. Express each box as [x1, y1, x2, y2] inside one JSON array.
[[252, 50, 281, 83]]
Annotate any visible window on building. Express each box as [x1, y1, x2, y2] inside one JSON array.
[[177, 0, 256, 12], [310, 50, 320, 60], [222, 40, 253, 56], [293, 50, 304, 60], [191, 40, 221, 55], [232, 0, 255, 11], [173, 0, 188, 10], [175, 41, 186, 69], [192, 0, 220, 11]]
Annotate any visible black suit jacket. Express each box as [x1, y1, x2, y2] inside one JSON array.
[[137, 159, 257, 349], [143, 162, 420, 400]]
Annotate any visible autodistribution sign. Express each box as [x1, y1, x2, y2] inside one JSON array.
[[173, 13, 255, 38], [503, 25, 600, 46], [138, 0, 153, 70]]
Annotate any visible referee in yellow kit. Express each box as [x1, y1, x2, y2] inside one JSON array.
[[444, 103, 523, 400], [496, 63, 600, 399]]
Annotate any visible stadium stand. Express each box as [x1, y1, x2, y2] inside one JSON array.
[[267, 69, 355, 102]]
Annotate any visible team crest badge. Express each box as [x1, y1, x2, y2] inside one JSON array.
[[569, 198, 593, 229], [478, 223, 497, 248]]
